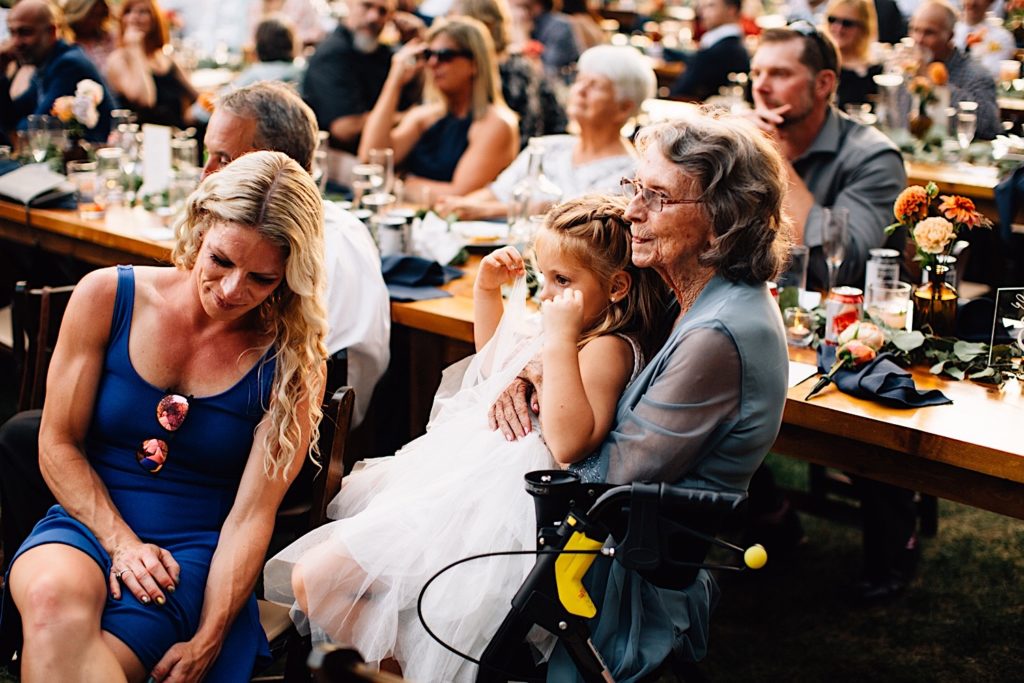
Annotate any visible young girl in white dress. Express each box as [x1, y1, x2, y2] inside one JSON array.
[[262, 195, 669, 682]]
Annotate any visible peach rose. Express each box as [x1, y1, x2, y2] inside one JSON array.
[[894, 185, 929, 224], [838, 321, 886, 351], [837, 339, 877, 367], [913, 216, 956, 254], [51, 96, 75, 123]]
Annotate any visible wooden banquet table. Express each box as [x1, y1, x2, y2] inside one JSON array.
[[3, 200, 1023, 520]]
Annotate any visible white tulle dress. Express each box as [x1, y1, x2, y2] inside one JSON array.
[[263, 279, 559, 682]]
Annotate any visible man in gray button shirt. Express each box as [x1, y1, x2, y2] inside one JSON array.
[[746, 23, 906, 290]]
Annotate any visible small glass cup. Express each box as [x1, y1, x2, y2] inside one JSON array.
[[866, 281, 912, 330], [67, 160, 103, 220], [783, 307, 815, 347]]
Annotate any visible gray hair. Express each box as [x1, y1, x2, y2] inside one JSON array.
[[634, 111, 792, 283], [577, 45, 657, 118], [218, 81, 318, 173]]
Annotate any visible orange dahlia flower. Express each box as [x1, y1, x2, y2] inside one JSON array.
[[938, 195, 991, 228], [894, 185, 930, 224]]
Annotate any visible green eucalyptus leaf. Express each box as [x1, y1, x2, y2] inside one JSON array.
[[892, 330, 926, 352], [930, 360, 946, 374], [953, 341, 988, 362], [944, 366, 966, 380], [968, 367, 995, 379]]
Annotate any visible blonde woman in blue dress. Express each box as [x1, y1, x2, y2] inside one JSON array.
[[264, 195, 669, 681]]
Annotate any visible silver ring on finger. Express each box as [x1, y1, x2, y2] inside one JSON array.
[[118, 569, 130, 580]]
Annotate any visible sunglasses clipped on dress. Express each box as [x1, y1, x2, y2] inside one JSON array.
[[137, 393, 191, 474]]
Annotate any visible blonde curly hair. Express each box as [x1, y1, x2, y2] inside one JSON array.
[[171, 150, 328, 478]]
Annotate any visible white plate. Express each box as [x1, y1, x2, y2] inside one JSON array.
[[452, 221, 508, 246]]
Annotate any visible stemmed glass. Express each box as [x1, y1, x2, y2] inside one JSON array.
[[27, 115, 50, 163], [118, 123, 142, 204], [821, 206, 848, 292], [956, 101, 978, 166], [367, 148, 394, 195]]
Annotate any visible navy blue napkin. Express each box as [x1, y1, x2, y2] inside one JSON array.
[[0, 159, 20, 177], [817, 345, 952, 408], [380, 255, 463, 302]]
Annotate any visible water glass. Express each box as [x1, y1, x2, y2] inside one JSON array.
[[783, 307, 815, 347], [96, 147, 127, 209], [312, 130, 330, 196], [171, 137, 198, 171], [67, 160, 102, 220], [367, 148, 394, 195], [778, 244, 809, 310], [866, 281, 912, 330]]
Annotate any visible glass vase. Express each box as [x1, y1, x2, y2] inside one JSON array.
[[62, 135, 91, 174], [912, 264, 958, 336]]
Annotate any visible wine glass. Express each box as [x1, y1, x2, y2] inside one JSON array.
[[956, 101, 978, 166], [311, 131, 330, 196], [27, 115, 50, 163], [821, 207, 848, 292]]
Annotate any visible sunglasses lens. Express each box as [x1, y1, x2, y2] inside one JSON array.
[[156, 394, 189, 432], [137, 438, 169, 473]]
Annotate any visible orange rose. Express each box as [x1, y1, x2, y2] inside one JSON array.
[[894, 185, 930, 224], [51, 96, 75, 123], [927, 61, 948, 85]]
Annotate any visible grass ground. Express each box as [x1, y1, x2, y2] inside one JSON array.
[[700, 454, 1024, 682]]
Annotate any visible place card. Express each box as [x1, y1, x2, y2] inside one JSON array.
[[788, 361, 818, 388], [140, 124, 172, 195], [989, 287, 1024, 364]]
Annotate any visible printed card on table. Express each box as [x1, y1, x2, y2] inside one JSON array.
[[989, 287, 1024, 365]]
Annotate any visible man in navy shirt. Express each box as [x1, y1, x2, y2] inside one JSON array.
[[0, 0, 115, 143]]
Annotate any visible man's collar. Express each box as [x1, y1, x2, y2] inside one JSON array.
[[699, 23, 743, 49], [793, 106, 842, 163]]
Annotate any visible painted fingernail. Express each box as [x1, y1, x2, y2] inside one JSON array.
[[141, 595, 150, 604], [166, 584, 175, 593], [155, 596, 165, 606]]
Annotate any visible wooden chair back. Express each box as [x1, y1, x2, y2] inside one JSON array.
[[11, 281, 76, 412]]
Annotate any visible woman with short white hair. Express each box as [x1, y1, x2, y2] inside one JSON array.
[[438, 44, 656, 219]]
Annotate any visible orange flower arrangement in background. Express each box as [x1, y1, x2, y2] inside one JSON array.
[[926, 61, 948, 86], [887, 182, 991, 270]]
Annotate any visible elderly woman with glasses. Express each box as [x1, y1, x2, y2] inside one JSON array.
[[7, 151, 327, 682], [437, 44, 655, 220], [358, 16, 519, 203], [825, 0, 883, 109], [491, 111, 790, 679]]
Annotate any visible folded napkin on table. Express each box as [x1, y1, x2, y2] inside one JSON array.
[[381, 254, 463, 302], [817, 345, 952, 408]]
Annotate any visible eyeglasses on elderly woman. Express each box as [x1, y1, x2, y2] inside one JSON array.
[[620, 177, 703, 213]]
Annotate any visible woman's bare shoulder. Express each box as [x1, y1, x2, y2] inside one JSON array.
[[471, 106, 517, 141]]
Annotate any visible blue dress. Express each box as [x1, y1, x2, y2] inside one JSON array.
[[404, 113, 471, 182], [7, 265, 275, 681]]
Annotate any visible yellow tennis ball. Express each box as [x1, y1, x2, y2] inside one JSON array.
[[744, 543, 768, 570]]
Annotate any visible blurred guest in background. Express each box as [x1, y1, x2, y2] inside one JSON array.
[[247, 0, 332, 51], [511, 0, 579, 81], [190, 17, 304, 124], [0, 0, 114, 142], [60, 0, 116, 71], [454, 0, 567, 148], [670, 0, 749, 102], [105, 0, 197, 129], [909, 0, 1000, 139], [561, 0, 604, 51], [439, 44, 652, 219], [873, 0, 907, 43], [826, 0, 883, 109], [359, 16, 518, 200], [954, 0, 1015, 80], [303, 0, 421, 155]]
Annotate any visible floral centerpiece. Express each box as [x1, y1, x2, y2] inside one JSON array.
[[50, 79, 104, 168], [907, 62, 949, 140], [886, 182, 992, 334]]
